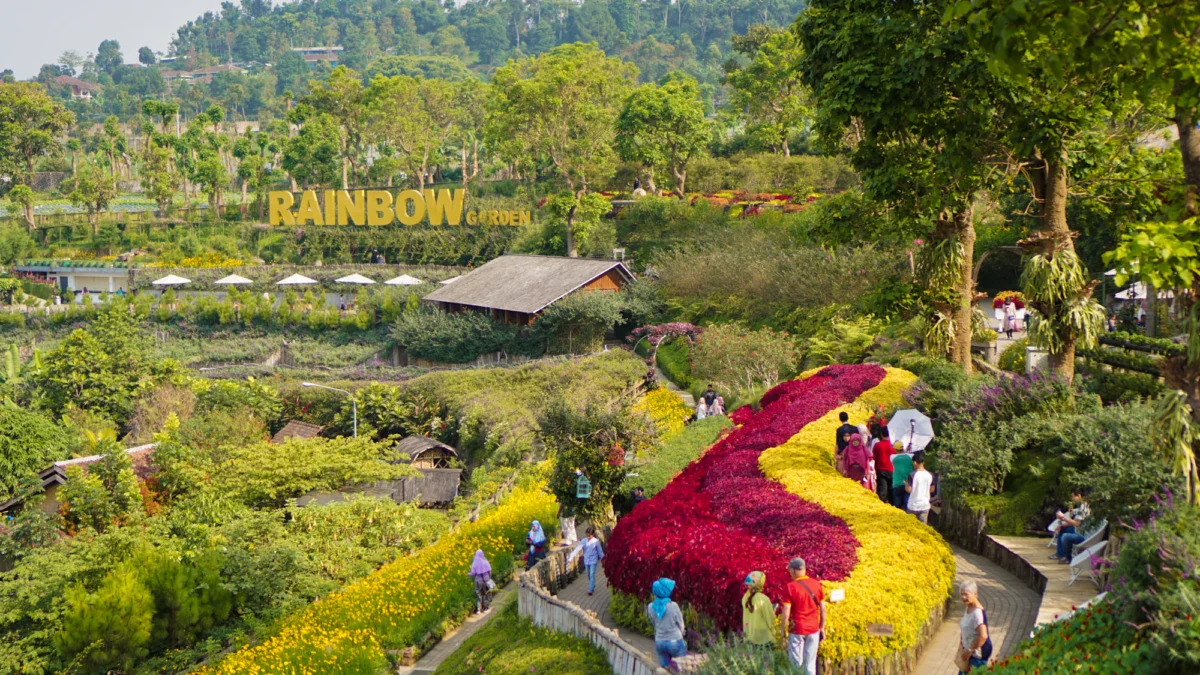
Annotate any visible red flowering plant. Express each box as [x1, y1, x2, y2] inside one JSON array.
[[605, 364, 887, 632]]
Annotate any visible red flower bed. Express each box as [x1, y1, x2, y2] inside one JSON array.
[[605, 364, 886, 632]]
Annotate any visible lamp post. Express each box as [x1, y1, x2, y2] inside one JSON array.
[[302, 382, 356, 438]]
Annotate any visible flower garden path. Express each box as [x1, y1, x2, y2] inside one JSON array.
[[914, 545, 1040, 674], [558, 561, 660, 663], [396, 579, 517, 675], [654, 366, 695, 408]]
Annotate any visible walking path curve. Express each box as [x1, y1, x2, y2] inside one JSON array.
[[396, 580, 516, 675], [558, 561, 660, 663], [914, 546, 1041, 674]]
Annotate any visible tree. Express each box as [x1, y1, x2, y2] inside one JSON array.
[[0, 83, 74, 180], [95, 39, 123, 74], [725, 25, 809, 157], [58, 430, 143, 534], [453, 78, 489, 194], [140, 136, 179, 217], [137, 47, 156, 65], [305, 66, 368, 189], [616, 73, 709, 197], [488, 43, 637, 256], [6, 184, 36, 233], [54, 565, 153, 672], [0, 406, 73, 501], [797, 0, 1008, 374], [66, 160, 117, 233], [283, 108, 343, 189], [57, 50, 84, 76]]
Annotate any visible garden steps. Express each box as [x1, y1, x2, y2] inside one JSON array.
[[653, 366, 694, 408], [987, 535, 1100, 627], [396, 579, 517, 675], [913, 545, 1041, 674]]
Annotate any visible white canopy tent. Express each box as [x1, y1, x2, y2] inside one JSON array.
[[151, 275, 191, 286], [384, 274, 424, 286], [276, 274, 318, 286], [335, 273, 376, 284], [214, 274, 254, 285]]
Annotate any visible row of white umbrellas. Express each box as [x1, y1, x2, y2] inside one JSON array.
[[150, 273, 460, 287]]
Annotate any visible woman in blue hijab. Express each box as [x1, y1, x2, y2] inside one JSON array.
[[525, 520, 548, 570], [646, 578, 687, 667]]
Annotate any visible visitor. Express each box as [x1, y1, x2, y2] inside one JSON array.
[[1003, 300, 1016, 339], [993, 302, 1004, 332], [857, 423, 877, 492], [572, 526, 605, 596], [874, 427, 895, 505], [468, 549, 493, 614], [558, 504, 578, 547], [906, 451, 934, 524], [526, 520, 548, 570], [647, 578, 687, 668], [780, 557, 825, 675], [631, 486, 647, 506], [742, 571, 777, 647], [891, 445, 914, 511], [844, 434, 871, 489], [696, 398, 709, 421], [1108, 314, 1118, 332], [711, 395, 726, 416], [836, 431, 852, 477], [955, 580, 992, 673], [1051, 488, 1090, 564], [836, 412, 856, 453], [703, 385, 718, 408]]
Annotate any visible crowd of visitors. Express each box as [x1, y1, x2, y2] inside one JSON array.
[[695, 383, 726, 420], [833, 411, 936, 521]]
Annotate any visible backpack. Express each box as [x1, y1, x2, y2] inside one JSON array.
[[979, 610, 993, 661]]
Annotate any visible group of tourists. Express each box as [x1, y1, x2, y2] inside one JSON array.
[[834, 412, 935, 522], [694, 384, 726, 420]]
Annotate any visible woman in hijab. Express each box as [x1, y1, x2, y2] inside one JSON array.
[[647, 578, 687, 667], [856, 425, 878, 493], [742, 571, 777, 647], [844, 433, 872, 488], [468, 549, 493, 613], [526, 520, 548, 570]]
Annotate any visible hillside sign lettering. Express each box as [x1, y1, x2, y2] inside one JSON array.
[[268, 189, 531, 227]]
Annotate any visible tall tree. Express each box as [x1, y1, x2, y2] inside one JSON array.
[[0, 83, 74, 180], [488, 42, 637, 256], [724, 25, 808, 157], [95, 39, 123, 74], [305, 66, 368, 189], [615, 72, 710, 197], [799, 0, 1006, 373]]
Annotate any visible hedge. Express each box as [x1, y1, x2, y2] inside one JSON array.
[[620, 416, 732, 504]]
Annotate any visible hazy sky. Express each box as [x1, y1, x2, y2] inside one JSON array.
[[1, 0, 224, 79]]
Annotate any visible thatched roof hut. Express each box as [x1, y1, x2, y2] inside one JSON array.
[[395, 434, 458, 469]]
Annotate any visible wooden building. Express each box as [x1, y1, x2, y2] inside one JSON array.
[[423, 255, 635, 326], [0, 443, 157, 517], [271, 420, 324, 444], [395, 434, 458, 469]]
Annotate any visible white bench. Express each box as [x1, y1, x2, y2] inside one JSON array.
[[1069, 540, 1108, 587]]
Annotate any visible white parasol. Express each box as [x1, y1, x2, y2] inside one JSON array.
[[335, 273, 376, 284], [151, 275, 191, 286], [214, 274, 253, 285], [887, 409, 935, 453], [384, 274, 424, 286], [276, 273, 318, 285]]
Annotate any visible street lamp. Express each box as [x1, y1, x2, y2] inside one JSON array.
[[301, 382, 356, 438]]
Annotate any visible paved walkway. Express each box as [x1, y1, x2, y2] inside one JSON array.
[[914, 546, 1041, 675], [655, 366, 695, 408], [989, 535, 1100, 626], [396, 580, 516, 675], [558, 562, 659, 662]]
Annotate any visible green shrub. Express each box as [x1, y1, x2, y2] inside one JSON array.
[[535, 290, 627, 355], [657, 338, 694, 389], [692, 323, 799, 399], [692, 638, 796, 675], [1076, 360, 1165, 402], [431, 599, 610, 675], [620, 416, 731, 506], [392, 309, 526, 364], [804, 314, 884, 366], [609, 589, 654, 638], [55, 565, 154, 672], [896, 354, 966, 392], [0, 405, 74, 501], [999, 338, 1028, 372]]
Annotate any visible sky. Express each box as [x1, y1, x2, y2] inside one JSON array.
[[0, 0, 224, 79]]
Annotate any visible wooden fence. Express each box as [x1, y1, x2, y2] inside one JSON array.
[[518, 547, 668, 675]]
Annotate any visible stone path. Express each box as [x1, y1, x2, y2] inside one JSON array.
[[989, 536, 1100, 627], [396, 580, 516, 675], [558, 561, 660, 663], [655, 366, 695, 408], [913, 546, 1041, 675]]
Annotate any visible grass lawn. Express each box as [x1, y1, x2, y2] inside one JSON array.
[[431, 597, 611, 675]]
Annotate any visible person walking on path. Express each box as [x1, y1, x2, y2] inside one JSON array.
[[873, 427, 895, 505], [468, 549, 493, 614], [906, 451, 935, 524], [956, 580, 992, 673], [647, 578, 687, 668], [891, 446, 914, 511], [1003, 300, 1016, 339], [742, 571, 777, 647], [780, 558, 826, 675], [569, 526, 605, 595], [1051, 488, 1090, 563], [558, 505, 578, 547], [526, 520, 548, 570], [835, 412, 856, 453], [844, 434, 872, 489], [695, 398, 708, 421]]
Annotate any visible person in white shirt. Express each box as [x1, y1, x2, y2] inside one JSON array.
[[905, 451, 935, 524]]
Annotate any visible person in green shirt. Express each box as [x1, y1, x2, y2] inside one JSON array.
[[891, 449, 914, 511], [742, 571, 778, 646]]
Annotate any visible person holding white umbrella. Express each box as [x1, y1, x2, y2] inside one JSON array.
[[887, 410, 936, 512]]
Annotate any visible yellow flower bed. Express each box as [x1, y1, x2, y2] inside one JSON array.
[[633, 388, 691, 442], [759, 367, 955, 662], [196, 486, 558, 675]]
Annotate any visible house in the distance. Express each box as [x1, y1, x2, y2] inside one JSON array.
[[291, 46, 343, 66], [396, 434, 458, 469], [52, 76, 101, 101], [0, 443, 157, 517], [423, 254, 635, 326]]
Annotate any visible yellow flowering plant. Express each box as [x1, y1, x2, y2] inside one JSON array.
[[632, 388, 691, 442], [759, 368, 956, 662], [196, 486, 558, 674]]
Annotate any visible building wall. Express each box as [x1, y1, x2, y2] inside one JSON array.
[[582, 269, 626, 292]]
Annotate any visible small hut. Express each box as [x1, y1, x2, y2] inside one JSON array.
[[272, 420, 324, 444], [395, 435, 458, 469]]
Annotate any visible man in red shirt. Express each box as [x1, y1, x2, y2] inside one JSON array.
[[873, 427, 895, 505], [780, 557, 826, 675]]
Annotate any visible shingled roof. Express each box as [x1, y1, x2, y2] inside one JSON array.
[[395, 434, 457, 461], [423, 255, 634, 315], [271, 420, 324, 444]]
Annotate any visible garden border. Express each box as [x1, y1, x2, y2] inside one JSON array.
[[820, 598, 951, 675], [518, 545, 667, 675]]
